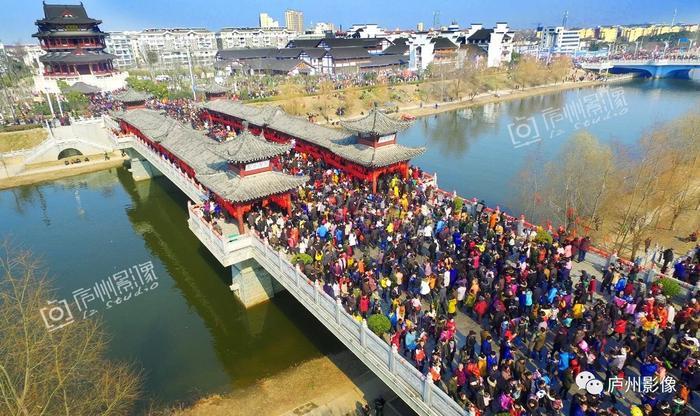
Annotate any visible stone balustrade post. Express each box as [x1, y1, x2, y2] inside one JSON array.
[[335, 298, 342, 324], [422, 375, 433, 403], [314, 279, 320, 304], [389, 344, 398, 373], [360, 319, 368, 348], [295, 269, 302, 287]]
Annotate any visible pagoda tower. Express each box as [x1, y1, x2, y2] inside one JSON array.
[[33, 2, 125, 92]]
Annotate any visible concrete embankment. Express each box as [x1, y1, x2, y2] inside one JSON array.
[[0, 153, 126, 189]]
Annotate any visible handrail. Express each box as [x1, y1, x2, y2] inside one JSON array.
[[247, 233, 465, 416]]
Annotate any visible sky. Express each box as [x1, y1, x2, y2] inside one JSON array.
[[1, 0, 699, 44]]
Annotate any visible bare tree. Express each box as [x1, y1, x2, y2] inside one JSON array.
[[0, 242, 141, 416]]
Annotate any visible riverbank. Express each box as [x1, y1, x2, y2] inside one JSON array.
[[400, 75, 635, 119], [0, 153, 126, 189], [319, 74, 636, 123], [166, 351, 401, 416]]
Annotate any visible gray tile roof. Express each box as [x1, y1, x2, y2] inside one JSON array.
[[243, 58, 310, 73], [39, 50, 116, 64], [208, 103, 425, 168], [196, 170, 308, 203], [112, 88, 153, 103], [115, 109, 306, 202], [209, 130, 291, 164], [196, 80, 230, 94], [38, 3, 100, 25], [340, 108, 414, 136], [66, 82, 101, 94], [327, 47, 371, 60]]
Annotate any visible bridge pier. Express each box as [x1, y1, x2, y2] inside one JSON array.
[[126, 149, 162, 181], [230, 259, 284, 308]]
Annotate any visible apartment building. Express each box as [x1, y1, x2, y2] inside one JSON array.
[[218, 27, 295, 49]]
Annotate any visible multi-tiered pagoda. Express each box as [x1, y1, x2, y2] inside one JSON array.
[[33, 2, 125, 92]]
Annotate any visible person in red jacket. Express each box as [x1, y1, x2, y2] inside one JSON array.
[[359, 294, 370, 318], [613, 318, 627, 341]]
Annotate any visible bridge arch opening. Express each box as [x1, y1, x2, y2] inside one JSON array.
[[57, 148, 84, 159]]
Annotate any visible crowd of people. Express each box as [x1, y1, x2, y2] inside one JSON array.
[[216, 149, 700, 416]]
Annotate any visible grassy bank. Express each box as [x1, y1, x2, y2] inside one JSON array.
[[0, 128, 48, 153]]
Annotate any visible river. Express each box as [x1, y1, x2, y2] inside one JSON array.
[[0, 78, 697, 411], [401, 78, 700, 215]]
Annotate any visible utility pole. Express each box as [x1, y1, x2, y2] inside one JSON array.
[[55, 92, 64, 117], [44, 89, 55, 119], [186, 47, 196, 101]]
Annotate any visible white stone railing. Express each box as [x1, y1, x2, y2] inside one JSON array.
[[181, 206, 465, 415], [247, 235, 466, 416], [131, 138, 207, 202]]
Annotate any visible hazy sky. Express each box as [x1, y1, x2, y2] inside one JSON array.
[[2, 0, 699, 44]]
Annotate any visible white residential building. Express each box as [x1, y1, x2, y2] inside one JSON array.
[[486, 22, 514, 67], [461, 23, 514, 67], [133, 28, 217, 67], [407, 32, 435, 71], [259, 13, 279, 28], [409, 22, 514, 71], [539, 26, 581, 54], [105, 31, 138, 68], [347, 24, 385, 39], [218, 27, 295, 49], [312, 22, 335, 35]]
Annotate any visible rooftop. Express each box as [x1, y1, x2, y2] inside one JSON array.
[[209, 130, 292, 164], [37, 3, 101, 26], [112, 88, 153, 103], [115, 109, 307, 203], [340, 107, 414, 136], [39, 50, 115, 64], [203, 101, 424, 168]]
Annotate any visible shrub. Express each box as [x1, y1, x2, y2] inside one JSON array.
[[0, 124, 43, 133], [367, 314, 391, 336], [533, 227, 553, 245], [658, 278, 683, 298], [290, 253, 313, 265], [453, 197, 463, 213]]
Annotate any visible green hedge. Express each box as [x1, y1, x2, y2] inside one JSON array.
[[290, 253, 313, 265], [658, 278, 683, 298], [367, 314, 391, 336], [0, 124, 43, 133]]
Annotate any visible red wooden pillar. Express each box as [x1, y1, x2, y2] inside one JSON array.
[[399, 162, 409, 179], [234, 205, 245, 234], [285, 193, 292, 216], [371, 171, 378, 193]]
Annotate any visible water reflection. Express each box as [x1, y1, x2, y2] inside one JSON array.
[[400, 79, 700, 216]]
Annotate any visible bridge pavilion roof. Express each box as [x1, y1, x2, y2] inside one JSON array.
[[195, 80, 230, 95], [209, 130, 291, 164], [339, 107, 414, 136], [201, 101, 425, 168], [115, 109, 307, 203], [112, 88, 153, 103]]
